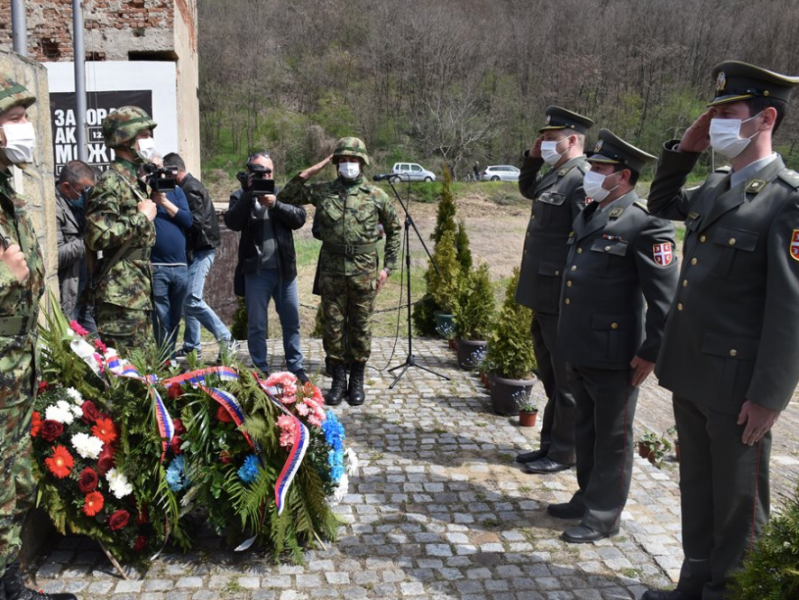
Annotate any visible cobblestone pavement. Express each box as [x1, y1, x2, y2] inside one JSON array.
[[31, 337, 794, 599]]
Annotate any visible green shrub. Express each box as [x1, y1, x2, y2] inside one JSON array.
[[483, 268, 536, 379], [231, 297, 248, 341], [427, 230, 461, 314], [453, 263, 495, 341], [730, 482, 799, 599], [412, 292, 439, 337]]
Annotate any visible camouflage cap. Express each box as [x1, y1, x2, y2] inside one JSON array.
[[0, 77, 36, 116], [102, 106, 157, 149], [333, 137, 370, 166]]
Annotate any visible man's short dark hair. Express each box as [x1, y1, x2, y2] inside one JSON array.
[[615, 164, 640, 186], [58, 160, 96, 187], [746, 97, 788, 135], [163, 152, 186, 172], [247, 150, 271, 170]]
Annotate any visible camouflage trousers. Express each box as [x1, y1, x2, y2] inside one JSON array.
[[95, 303, 152, 354], [319, 270, 377, 363], [0, 374, 36, 575]]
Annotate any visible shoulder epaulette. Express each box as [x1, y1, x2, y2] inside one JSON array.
[[633, 200, 650, 213], [575, 162, 590, 175], [715, 165, 732, 173], [778, 169, 799, 190]]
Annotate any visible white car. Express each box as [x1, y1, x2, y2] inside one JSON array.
[[391, 162, 436, 182], [480, 165, 520, 182]]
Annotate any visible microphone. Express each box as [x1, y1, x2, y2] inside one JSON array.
[[372, 173, 396, 182]]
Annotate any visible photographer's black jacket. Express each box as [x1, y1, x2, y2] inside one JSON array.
[[180, 173, 221, 253], [224, 187, 306, 281]]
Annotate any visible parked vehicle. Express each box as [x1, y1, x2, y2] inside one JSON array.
[[391, 162, 436, 182], [480, 165, 520, 182]]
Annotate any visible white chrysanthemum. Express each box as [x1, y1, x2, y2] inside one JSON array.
[[69, 404, 83, 418], [71, 433, 104, 460], [65, 387, 83, 404], [345, 447, 359, 475], [329, 472, 349, 506], [45, 404, 74, 425], [106, 468, 134, 499]]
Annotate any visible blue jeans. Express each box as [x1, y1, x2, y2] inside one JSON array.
[[244, 270, 303, 374], [183, 248, 232, 350], [152, 264, 189, 357]]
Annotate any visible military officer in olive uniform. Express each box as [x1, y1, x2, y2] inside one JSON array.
[[551, 129, 679, 543], [643, 62, 799, 600], [278, 138, 400, 406], [515, 106, 593, 474], [0, 79, 77, 600], [84, 107, 158, 352]]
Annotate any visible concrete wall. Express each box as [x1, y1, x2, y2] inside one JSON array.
[[172, 0, 200, 177], [0, 48, 59, 308]]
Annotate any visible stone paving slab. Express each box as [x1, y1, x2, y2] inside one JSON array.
[[32, 339, 690, 599]]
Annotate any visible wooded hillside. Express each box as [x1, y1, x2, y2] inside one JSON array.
[[198, 0, 799, 179]]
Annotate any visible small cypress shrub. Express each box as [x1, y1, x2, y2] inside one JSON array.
[[231, 297, 249, 341], [483, 268, 536, 379], [453, 263, 495, 341]]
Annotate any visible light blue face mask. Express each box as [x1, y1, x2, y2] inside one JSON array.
[[70, 185, 92, 209]]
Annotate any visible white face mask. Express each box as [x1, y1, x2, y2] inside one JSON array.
[[1, 122, 36, 165], [338, 161, 360, 180], [541, 137, 569, 166], [709, 113, 762, 159], [136, 137, 157, 162], [583, 169, 619, 203]]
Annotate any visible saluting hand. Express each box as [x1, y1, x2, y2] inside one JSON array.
[[300, 154, 334, 180], [629, 356, 655, 387], [0, 243, 30, 283], [529, 136, 544, 159], [679, 108, 715, 154], [737, 400, 781, 446]]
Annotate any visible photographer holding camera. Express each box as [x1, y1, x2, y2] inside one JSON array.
[[139, 154, 192, 359], [85, 106, 159, 352], [224, 151, 308, 381]]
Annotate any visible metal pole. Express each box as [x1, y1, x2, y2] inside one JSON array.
[[73, 0, 88, 162], [11, 0, 27, 56]]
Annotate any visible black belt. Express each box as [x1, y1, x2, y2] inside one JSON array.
[[322, 241, 377, 257], [0, 315, 34, 337]]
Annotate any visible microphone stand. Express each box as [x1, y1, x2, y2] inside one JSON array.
[[381, 177, 449, 388]]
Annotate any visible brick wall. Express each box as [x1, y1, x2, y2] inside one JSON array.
[[0, 0, 177, 61]]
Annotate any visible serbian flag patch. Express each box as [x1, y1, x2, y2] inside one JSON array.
[[653, 243, 673, 266], [791, 230, 799, 261]]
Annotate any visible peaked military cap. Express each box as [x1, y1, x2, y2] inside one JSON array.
[[587, 129, 656, 173], [709, 61, 799, 107], [0, 77, 36, 116], [539, 106, 594, 134]]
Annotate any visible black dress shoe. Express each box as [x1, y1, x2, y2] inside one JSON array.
[[516, 448, 547, 464], [641, 590, 701, 600], [547, 502, 584, 519], [523, 457, 575, 474], [561, 524, 618, 543]]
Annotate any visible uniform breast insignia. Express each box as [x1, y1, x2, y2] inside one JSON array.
[[745, 179, 766, 194], [603, 234, 625, 241], [653, 243, 674, 266], [791, 230, 799, 262], [608, 206, 625, 218]]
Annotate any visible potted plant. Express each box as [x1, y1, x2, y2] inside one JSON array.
[[518, 400, 538, 428], [483, 269, 537, 415], [453, 263, 495, 369], [637, 430, 673, 469], [427, 229, 461, 340]]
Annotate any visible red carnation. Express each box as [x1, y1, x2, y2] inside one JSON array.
[[170, 436, 184, 455], [78, 467, 99, 493], [92, 418, 118, 445], [108, 509, 130, 531], [40, 420, 64, 442], [83, 491, 104, 517], [70, 320, 90, 337], [219, 450, 233, 464], [216, 406, 234, 423], [30, 411, 41, 438], [37, 381, 49, 395], [167, 382, 184, 400], [92, 338, 107, 354], [133, 536, 148, 552], [81, 400, 100, 424], [172, 418, 187, 436], [97, 447, 115, 476]]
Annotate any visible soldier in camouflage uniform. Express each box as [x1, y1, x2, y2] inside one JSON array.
[[84, 107, 159, 353], [279, 138, 400, 406], [0, 78, 76, 600]]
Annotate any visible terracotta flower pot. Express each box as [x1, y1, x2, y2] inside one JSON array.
[[675, 440, 681, 462], [448, 338, 458, 351], [519, 410, 538, 428], [489, 375, 537, 416], [456, 339, 487, 370], [638, 442, 655, 461]]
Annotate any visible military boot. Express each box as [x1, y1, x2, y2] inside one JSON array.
[[2, 562, 77, 600], [325, 361, 348, 406], [347, 361, 366, 406]]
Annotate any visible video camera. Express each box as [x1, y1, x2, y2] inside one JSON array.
[[236, 163, 275, 196], [143, 164, 178, 192]]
